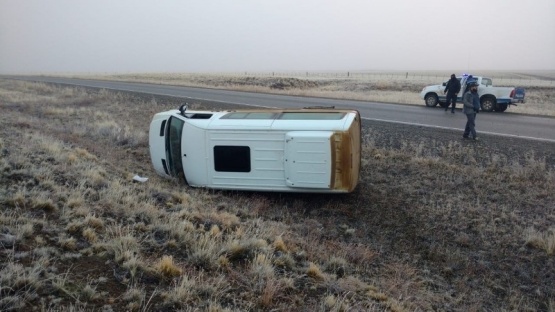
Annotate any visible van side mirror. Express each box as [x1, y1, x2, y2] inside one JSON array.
[[179, 103, 188, 116]]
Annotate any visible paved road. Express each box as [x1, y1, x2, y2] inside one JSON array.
[[4, 75, 555, 142]]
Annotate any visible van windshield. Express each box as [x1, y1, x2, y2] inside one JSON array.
[[166, 116, 185, 177]]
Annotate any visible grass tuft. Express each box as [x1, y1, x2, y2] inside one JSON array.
[[84, 213, 105, 230], [273, 236, 288, 252], [82, 227, 98, 243], [156, 255, 183, 278], [525, 227, 555, 255], [307, 262, 325, 281], [31, 198, 57, 212]]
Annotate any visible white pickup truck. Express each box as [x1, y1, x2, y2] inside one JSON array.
[[420, 75, 525, 112]]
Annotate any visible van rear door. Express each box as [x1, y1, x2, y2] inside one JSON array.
[[284, 131, 333, 189]]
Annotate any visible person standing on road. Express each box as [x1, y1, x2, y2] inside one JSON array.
[[444, 74, 461, 113], [462, 82, 481, 140]]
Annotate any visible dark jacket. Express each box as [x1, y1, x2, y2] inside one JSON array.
[[444, 77, 461, 94], [463, 91, 480, 114]]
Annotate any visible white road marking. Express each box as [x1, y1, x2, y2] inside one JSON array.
[[362, 117, 555, 143], [33, 81, 555, 143], [132, 88, 555, 143]]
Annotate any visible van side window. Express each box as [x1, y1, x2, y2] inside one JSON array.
[[214, 146, 251, 172]]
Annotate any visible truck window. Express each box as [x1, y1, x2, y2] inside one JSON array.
[[166, 117, 185, 177], [481, 78, 492, 86], [214, 146, 251, 172]]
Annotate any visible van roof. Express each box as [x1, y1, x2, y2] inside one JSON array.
[[170, 107, 360, 131]]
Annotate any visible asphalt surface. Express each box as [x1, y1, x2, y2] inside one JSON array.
[[3, 75, 555, 142]]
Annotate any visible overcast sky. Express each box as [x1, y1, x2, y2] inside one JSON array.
[[1, 0, 554, 74]]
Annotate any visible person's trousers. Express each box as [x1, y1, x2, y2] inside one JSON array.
[[446, 92, 457, 110], [464, 113, 477, 138]]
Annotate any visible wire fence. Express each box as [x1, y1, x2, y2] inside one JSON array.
[[208, 71, 555, 87]]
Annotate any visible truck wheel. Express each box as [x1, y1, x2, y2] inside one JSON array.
[[480, 96, 496, 112], [425, 94, 438, 107], [494, 103, 508, 112]]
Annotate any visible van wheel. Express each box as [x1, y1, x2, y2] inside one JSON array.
[[425, 94, 438, 107], [494, 103, 508, 112], [480, 97, 496, 112]]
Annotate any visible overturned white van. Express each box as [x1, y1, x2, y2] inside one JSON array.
[[149, 105, 361, 193]]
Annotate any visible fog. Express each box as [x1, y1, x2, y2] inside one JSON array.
[[1, 0, 554, 74]]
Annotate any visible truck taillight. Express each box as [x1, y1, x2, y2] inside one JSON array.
[[510, 89, 515, 98]]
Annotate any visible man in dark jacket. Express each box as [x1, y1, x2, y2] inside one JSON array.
[[444, 74, 461, 113], [462, 82, 481, 140]]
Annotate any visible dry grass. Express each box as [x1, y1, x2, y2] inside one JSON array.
[[0, 78, 554, 311]]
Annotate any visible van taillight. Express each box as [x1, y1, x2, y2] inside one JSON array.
[[510, 89, 515, 98]]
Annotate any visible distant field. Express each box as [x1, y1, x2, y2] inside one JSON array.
[[68, 69, 555, 85], [195, 70, 555, 87], [67, 70, 555, 116]]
